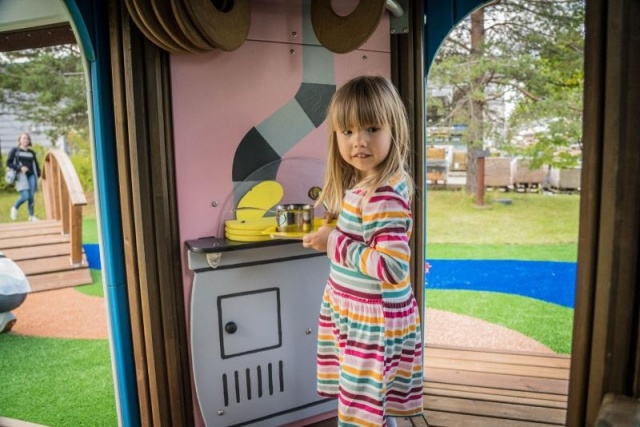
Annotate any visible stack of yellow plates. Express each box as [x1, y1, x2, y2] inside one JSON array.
[[225, 217, 276, 242]]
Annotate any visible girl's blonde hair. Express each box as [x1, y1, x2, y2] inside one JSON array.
[[318, 75, 414, 213]]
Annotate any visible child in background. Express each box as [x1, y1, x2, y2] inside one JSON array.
[[302, 76, 423, 427]]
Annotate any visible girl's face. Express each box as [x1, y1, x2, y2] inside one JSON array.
[[19, 135, 30, 148], [336, 124, 392, 179]]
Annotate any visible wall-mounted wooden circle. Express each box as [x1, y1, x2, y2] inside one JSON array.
[[150, 0, 212, 53], [169, 0, 217, 51], [183, 0, 251, 52], [310, 0, 386, 54], [134, 0, 202, 52], [125, 0, 181, 52]]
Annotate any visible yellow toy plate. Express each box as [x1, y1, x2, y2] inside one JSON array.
[[236, 181, 284, 220], [225, 232, 272, 242], [225, 217, 276, 231]]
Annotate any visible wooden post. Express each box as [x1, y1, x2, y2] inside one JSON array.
[[475, 150, 490, 206], [70, 204, 83, 265]]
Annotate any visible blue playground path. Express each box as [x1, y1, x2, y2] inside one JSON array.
[[85, 244, 577, 309], [426, 260, 577, 308]]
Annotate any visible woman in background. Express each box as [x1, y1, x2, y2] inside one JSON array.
[[7, 133, 41, 222]]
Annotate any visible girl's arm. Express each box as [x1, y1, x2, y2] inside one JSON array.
[[328, 186, 412, 284]]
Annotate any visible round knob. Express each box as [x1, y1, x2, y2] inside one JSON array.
[[225, 322, 238, 334]]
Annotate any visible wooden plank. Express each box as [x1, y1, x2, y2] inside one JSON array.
[[0, 227, 62, 239], [0, 220, 59, 231], [424, 385, 567, 409], [425, 345, 571, 368], [0, 234, 69, 250], [424, 357, 570, 380], [423, 411, 561, 427], [424, 396, 567, 425], [111, 5, 153, 426], [28, 268, 92, 292], [424, 382, 568, 403], [426, 367, 569, 395], [1, 243, 70, 261], [16, 254, 88, 275]]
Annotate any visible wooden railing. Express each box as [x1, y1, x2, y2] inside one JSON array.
[[41, 149, 87, 266]]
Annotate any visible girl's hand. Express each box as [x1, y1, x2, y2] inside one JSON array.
[[21, 166, 28, 173], [302, 225, 334, 252]]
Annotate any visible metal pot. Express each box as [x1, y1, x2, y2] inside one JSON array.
[[276, 204, 314, 233]]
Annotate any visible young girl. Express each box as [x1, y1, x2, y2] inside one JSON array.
[[302, 76, 423, 427]]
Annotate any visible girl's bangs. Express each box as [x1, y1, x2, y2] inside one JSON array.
[[331, 94, 385, 131]]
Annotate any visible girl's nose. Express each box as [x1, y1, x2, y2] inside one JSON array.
[[354, 131, 367, 146]]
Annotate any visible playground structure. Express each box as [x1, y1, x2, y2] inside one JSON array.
[[1, 0, 638, 426], [0, 149, 91, 292]]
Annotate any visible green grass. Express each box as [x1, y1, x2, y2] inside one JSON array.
[[427, 190, 580, 244], [426, 290, 574, 354], [0, 335, 117, 426], [0, 189, 46, 221], [83, 217, 98, 244], [75, 270, 104, 297], [427, 243, 577, 261], [0, 190, 114, 425]]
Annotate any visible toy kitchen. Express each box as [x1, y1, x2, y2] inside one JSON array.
[[174, 1, 393, 425]]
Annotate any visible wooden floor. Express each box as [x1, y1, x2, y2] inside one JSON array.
[[309, 345, 570, 427], [0, 220, 92, 292]]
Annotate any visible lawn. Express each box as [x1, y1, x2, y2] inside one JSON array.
[[0, 190, 111, 426], [425, 189, 580, 354], [0, 189, 581, 425]]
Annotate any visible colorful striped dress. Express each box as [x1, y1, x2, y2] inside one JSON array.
[[317, 177, 423, 427]]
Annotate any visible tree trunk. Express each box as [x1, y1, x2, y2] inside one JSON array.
[[466, 8, 486, 194]]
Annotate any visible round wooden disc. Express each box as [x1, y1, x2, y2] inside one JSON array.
[[150, 0, 211, 53], [169, 0, 217, 51], [129, 0, 191, 53], [183, 0, 251, 52], [310, 0, 386, 54], [124, 0, 181, 53]]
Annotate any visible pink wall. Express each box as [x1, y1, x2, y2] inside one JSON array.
[[170, 1, 391, 424]]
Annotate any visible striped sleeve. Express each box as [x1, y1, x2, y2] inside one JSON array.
[[329, 185, 412, 284]]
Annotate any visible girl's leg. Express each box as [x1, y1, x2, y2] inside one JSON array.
[[386, 416, 398, 427]]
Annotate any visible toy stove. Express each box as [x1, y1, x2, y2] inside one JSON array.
[[186, 158, 336, 426], [187, 240, 335, 426]]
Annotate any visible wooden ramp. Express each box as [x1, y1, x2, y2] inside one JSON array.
[[0, 220, 92, 292], [309, 345, 570, 427]]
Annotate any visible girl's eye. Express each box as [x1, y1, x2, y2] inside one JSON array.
[[367, 127, 379, 133], [341, 130, 352, 135]]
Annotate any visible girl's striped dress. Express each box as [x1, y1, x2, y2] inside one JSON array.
[[317, 177, 423, 427]]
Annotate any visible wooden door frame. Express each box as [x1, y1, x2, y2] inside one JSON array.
[[567, 0, 640, 424], [107, 0, 193, 424]]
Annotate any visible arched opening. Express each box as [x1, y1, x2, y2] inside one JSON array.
[[0, 1, 136, 425], [422, 0, 584, 424]]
